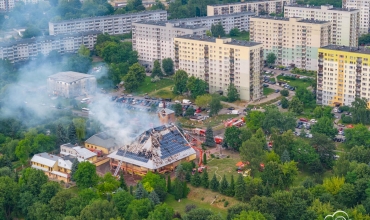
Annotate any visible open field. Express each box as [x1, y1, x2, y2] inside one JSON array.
[[228, 31, 250, 41], [178, 114, 237, 129], [277, 75, 313, 88], [136, 77, 174, 95], [263, 87, 275, 96], [206, 149, 241, 182]]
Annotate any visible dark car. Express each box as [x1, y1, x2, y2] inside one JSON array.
[[263, 84, 269, 87], [227, 107, 235, 110], [275, 89, 280, 93]]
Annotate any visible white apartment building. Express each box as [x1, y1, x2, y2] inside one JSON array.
[[284, 5, 359, 47], [317, 45, 370, 106], [343, 0, 370, 35], [174, 35, 264, 101], [0, 31, 100, 63], [133, 13, 255, 68], [49, 10, 167, 35], [0, 0, 14, 11], [207, 0, 295, 16], [250, 16, 331, 71]]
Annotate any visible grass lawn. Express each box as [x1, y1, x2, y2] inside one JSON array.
[[206, 151, 241, 183], [277, 75, 313, 88], [178, 114, 236, 129], [263, 87, 275, 96], [136, 77, 175, 95], [228, 31, 250, 41], [292, 169, 333, 187]]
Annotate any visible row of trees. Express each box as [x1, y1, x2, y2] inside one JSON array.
[[151, 58, 174, 78]]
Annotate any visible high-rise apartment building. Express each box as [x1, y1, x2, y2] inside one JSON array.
[[133, 13, 255, 68], [343, 0, 369, 35], [0, 0, 14, 11], [174, 35, 264, 101], [317, 46, 370, 106], [249, 16, 331, 70], [284, 5, 359, 47], [207, 0, 295, 16], [49, 10, 167, 36], [0, 31, 100, 63]]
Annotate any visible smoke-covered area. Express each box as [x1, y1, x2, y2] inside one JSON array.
[[88, 93, 161, 146]]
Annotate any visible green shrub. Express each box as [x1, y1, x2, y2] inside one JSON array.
[[224, 201, 229, 207]]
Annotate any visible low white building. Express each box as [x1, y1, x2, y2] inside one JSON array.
[[47, 71, 97, 98], [60, 143, 97, 162]]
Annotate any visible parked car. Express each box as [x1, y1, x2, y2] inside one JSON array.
[[263, 84, 269, 87], [275, 89, 280, 93], [227, 107, 235, 110], [310, 119, 317, 123], [299, 118, 309, 122]]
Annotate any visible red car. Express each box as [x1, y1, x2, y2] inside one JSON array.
[[299, 118, 308, 122]]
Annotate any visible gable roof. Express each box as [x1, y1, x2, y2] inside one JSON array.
[[58, 158, 73, 170], [73, 146, 96, 159], [108, 124, 196, 170], [31, 152, 60, 167], [85, 132, 118, 149]]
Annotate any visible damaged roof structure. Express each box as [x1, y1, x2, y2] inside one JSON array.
[[108, 124, 196, 171]]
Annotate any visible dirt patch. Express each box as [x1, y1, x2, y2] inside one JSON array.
[[187, 186, 239, 210]]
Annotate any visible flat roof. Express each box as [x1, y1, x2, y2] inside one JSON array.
[[0, 30, 101, 48], [176, 34, 262, 47], [209, 0, 284, 6], [285, 4, 359, 12], [251, 16, 330, 24], [134, 20, 206, 30], [320, 45, 370, 55], [50, 10, 167, 24], [48, 71, 95, 83]]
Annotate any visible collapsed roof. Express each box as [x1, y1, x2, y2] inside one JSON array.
[[108, 124, 196, 170]]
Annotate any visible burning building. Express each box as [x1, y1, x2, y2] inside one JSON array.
[[108, 124, 196, 176]]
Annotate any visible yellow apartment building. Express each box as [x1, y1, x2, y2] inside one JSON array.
[[174, 35, 264, 101], [318, 45, 370, 106]]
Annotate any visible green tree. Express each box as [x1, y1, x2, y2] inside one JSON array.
[[125, 198, 153, 220], [210, 174, 219, 192], [337, 183, 357, 208], [38, 181, 61, 204], [235, 175, 247, 201], [359, 33, 370, 45], [246, 111, 265, 132], [346, 146, 370, 163], [281, 149, 291, 162], [204, 126, 215, 147], [185, 107, 195, 117], [281, 97, 289, 109], [262, 106, 296, 134], [191, 170, 201, 187], [50, 190, 76, 215], [97, 172, 120, 195], [295, 87, 316, 108], [173, 103, 183, 116], [173, 70, 188, 94], [167, 175, 171, 192], [195, 94, 212, 108], [68, 122, 78, 144], [266, 53, 277, 65], [228, 175, 235, 197], [112, 190, 134, 218], [323, 176, 345, 195], [135, 182, 149, 199], [73, 118, 86, 141], [227, 83, 240, 102], [71, 158, 79, 181], [151, 60, 163, 78], [313, 106, 324, 118], [162, 58, 174, 75], [123, 63, 146, 92], [150, 0, 165, 10], [219, 175, 229, 195], [80, 199, 118, 220], [119, 171, 128, 191], [0, 176, 19, 219], [280, 89, 289, 97], [240, 137, 265, 175], [224, 126, 242, 150], [67, 54, 92, 73], [148, 191, 160, 205], [56, 124, 68, 147], [345, 124, 370, 148], [229, 27, 241, 37], [211, 22, 226, 37], [209, 96, 223, 116], [15, 139, 31, 164], [23, 25, 42, 38], [78, 45, 91, 57], [309, 133, 335, 167], [147, 203, 174, 220], [74, 161, 99, 188], [289, 96, 304, 114], [201, 169, 209, 188], [350, 97, 370, 124], [187, 76, 207, 99], [234, 210, 266, 220], [206, 30, 212, 37], [172, 178, 185, 200], [311, 117, 337, 139], [203, 153, 207, 165]]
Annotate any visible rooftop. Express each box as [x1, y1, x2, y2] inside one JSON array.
[[251, 16, 330, 24], [108, 124, 196, 170], [85, 132, 118, 150], [0, 31, 101, 48], [31, 152, 60, 167], [285, 4, 359, 12], [48, 71, 95, 83], [210, 0, 285, 6], [134, 20, 206, 30], [50, 10, 167, 24], [320, 45, 370, 55], [175, 34, 262, 47], [158, 108, 175, 115]]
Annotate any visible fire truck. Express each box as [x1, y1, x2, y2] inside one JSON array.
[[192, 128, 206, 136], [225, 118, 245, 127], [214, 136, 223, 144]]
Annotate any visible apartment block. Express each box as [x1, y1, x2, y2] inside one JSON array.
[[317, 46, 370, 106], [174, 35, 264, 101], [284, 5, 359, 47], [207, 0, 295, 16], [249, 16, 331, 70], [133, 13, 255, 68], [343, 0, 369, 35], [0, 0, 14, 12], [48, 10, 167, 35], [0, 31, 100, 63]]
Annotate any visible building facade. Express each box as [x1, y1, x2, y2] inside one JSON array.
[[284, 5, 359, 47], [343, 0, 370, 35], [317, 46, 370, 106], [85, 132, 120, 155], [47, 71, 97, 98], [60, 143, 98, 162], [249, 16, 331, 70], [31, 153, 72, 183], [49, 10, 167, 35], [0, 0, 14, 12], [174, 35, 264, 101], [207, 0, 295, 16], [133, 13, 255, 68], [0, 31, 100, 63]]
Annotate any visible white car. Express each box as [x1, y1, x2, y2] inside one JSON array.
[[334, 108, 338, 113], [310, 119, 317, 123]]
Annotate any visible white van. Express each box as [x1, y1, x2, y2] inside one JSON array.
[[80, 98, 90, 103], [158, 102, 164, 108]]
